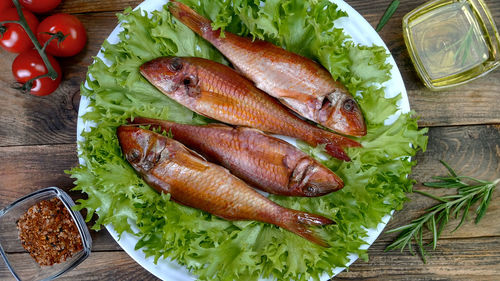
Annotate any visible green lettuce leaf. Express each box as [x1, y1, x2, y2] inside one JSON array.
[[68, 1, 428, 280]]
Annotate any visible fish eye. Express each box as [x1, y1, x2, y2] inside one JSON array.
[[168, 59, 183, 72], [343, 99, 355, 112], [127, 149, 141, 162], [183, 78, 191, 85], [306, 186, 316, 194]]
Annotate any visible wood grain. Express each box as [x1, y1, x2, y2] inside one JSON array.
[[55, 0, 142, 14], [0, 144, 77, 204], [0, 251, 159, 281], [337, 236, 500, 281], [1, 237, 499, 281]]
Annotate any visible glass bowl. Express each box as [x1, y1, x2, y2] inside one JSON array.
[[403, 0, 500, 90], [0, 187, 92, 281]]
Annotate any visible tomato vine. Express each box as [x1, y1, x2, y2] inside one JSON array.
[[0, 0, 62, 93]]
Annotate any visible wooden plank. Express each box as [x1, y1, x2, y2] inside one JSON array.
[[336, 236, 500, 280], [0, 125, 498, 254], [0, 144, 78, 204], [0, 251, 159, 281], [55, 0, 142, 14], [1, 237, 498, 280], [412, 124, 500, 183]]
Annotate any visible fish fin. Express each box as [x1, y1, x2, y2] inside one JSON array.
[[324, 143, 351, 162], [309, 129, 361, 161], [168, 1, 212, 38], [173, 151, 209, 171], [172, 141, 208, 163], [281, 211, 334, 247], [277, 89, 318, 104], [314, 128, 361, 148], [167, 141, 210, 171], [186, 147, 208, 162]]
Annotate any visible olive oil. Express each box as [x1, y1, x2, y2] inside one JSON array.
[[403, 0, 500, 90]]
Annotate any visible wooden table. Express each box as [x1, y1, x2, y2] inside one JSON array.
[[1, 0, 499, 280]]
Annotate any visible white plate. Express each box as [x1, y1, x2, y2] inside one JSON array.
[[77, 0, 410, 280]]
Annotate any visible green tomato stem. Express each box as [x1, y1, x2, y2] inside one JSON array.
[[0, 20, 22, 25], [10, 0, 59, 83]]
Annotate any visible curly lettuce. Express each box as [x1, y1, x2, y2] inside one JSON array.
[[69, 0, 428, 280]]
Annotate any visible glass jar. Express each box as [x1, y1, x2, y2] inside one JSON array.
[[0, 187, 92, 281], [403, 0, 500, 90]]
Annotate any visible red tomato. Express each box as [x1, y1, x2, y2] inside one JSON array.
[[0, 0, 14, 11], [19, 0, 61, 13], [36, 13, 87, 57], [12, 49, 62, 96], [0, 8, 39, 53]]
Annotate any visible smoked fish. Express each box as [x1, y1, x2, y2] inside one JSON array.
[[117, 125, 334, 247], [140, 56, 360, 161], [131, 117, 344, 196], [168, 1, 367, 137]]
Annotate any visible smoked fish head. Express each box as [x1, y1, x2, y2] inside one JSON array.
[[289, 158, 345, 197], [139, 57, 201, 103], [116, 125, 169, 174], [317, 90, 367, 137]]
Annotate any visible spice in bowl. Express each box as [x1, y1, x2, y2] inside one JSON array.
[[0, 187, 92, 281], [17, 198, 83, 266]]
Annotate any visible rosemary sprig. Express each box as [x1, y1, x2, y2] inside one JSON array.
[[376, 0, 400, 32], [453, 26, 475, 66], [385, 160, 499, 263]]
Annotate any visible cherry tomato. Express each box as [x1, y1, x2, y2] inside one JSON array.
[[0, 8, 39, 53], [36, 13, 87, 57], [12, 49, 62, 96], [19, 0, 61, 13], [0, 0, 14, 11]]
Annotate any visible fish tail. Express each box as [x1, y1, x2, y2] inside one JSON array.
[[280, 211, 335, 247], [168, 1, 212, 38], [310, 129, 361, 161]]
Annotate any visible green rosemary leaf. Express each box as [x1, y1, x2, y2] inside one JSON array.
[[436, 208, 448, 239], [375, 0, 400, 32], [414, 190, 448, 203], [384, 223, 414, 233], [453, 198, 472, 231], [431, 215, 437, 250], [439, 160, 457, 177], [423, 181, 465, 188]]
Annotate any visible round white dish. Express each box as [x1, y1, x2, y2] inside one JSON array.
[[76, 0, 410, 280]]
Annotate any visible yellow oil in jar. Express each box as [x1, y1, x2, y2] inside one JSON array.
[[410, 2, 488, 79], [403, 0, 500, 90]]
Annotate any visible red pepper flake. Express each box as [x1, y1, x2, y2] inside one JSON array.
[[16, 198, 83, 266]]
